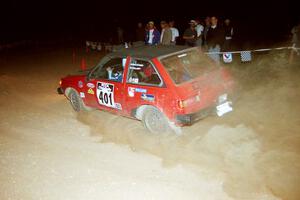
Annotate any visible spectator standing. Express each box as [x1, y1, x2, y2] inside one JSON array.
[[136, 22, 145, 42], [169, 20, 179, 45], [203, 16, 211, 47], [223, 19, 234, 51], [195, 19, 204, 47], [145, 21, 160, 45], [183, 20, 197, 47], [117, 26, 124, 44], [160, 21, 172, 45], [291, 22, 300, 47], [206, 16, 224, 64], [289, 21, 300, 63]]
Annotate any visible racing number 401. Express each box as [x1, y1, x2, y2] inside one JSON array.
[[99, 91, 113, 106]]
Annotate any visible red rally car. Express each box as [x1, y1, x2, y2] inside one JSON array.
[[58, 46, 235, 133]]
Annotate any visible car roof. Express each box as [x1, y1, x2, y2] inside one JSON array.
[[108, 45, 190, 59]]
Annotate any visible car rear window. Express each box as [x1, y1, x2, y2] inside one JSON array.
[[160, 48, 215, 84]]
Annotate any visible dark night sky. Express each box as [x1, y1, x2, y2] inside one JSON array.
[[0, 0, 298, 44]]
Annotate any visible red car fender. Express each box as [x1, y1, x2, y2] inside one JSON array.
[[151, 58, 180, 121]]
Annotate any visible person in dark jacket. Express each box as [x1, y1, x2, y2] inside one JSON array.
[[203, 16, 211, 48], [206, 16, 224, 64], [223, 19, 234, 51], [183, 20, 198, 47], [145, 21, 160, 45]]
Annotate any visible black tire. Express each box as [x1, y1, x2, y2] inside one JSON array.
[[69, 90, 83, 112], [142, 107, 171, 134], [68, 89, 94, 112]]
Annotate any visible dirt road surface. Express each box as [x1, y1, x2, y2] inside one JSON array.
[[0, 47, 299, 200]]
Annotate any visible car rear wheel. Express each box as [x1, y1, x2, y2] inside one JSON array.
[[142, 107, 171, 134]]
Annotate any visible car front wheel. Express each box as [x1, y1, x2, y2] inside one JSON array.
[[68, 89, 93, 112], [69, 90, 83, 112]]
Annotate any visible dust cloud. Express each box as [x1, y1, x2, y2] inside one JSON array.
[[77, 51, 300, 200], [0, 47, 299, 200]]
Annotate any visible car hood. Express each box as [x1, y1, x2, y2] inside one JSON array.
[[61, 69, 92, 86], [69, 68, 92, 76]]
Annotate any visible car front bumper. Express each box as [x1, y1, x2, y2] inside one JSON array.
[[57, 87, 64, 95]]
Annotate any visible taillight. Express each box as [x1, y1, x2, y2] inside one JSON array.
[[178, 95, 201, 109], [59, 80, 62, 85], [178, 100, 184, 109]]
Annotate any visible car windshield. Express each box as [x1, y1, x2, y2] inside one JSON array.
[[160, 48, 215, 84]]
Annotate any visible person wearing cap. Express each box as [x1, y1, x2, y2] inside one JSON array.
[[160, 21, 172, 45], [195, 19, 204, 47], [223, 19, 234, 51], [145, 21, 160, 45], [183, 20, 197, 47]]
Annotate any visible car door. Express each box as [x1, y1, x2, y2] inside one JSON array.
[[124, 58, 166, 115], [86, 56, 128, 114]]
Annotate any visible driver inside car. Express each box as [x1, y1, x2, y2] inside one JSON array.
[[106, 65, 123, 82]]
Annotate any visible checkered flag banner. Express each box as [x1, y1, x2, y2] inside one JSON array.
[[240, 51, 252, 62], [204, 46, 300, 63]]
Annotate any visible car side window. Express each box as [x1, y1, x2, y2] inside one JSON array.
[[127, 59, 162, 86], [93, 58, 126, 82]]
